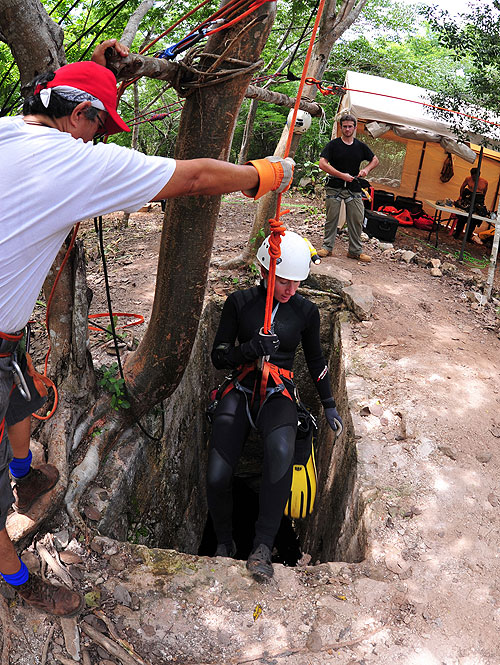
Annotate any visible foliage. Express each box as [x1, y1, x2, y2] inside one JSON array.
[[424, 1, 500, 147], [98, 362, 130, 411], [0, 0, 475, 157]]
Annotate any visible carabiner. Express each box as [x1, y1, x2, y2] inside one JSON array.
[[11, 355, 31, 402]]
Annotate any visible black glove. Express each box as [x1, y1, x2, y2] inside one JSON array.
[[241, 330, 280, 360], [321, 398, 343, 436]]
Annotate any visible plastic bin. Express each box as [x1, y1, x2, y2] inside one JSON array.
[[363, 210, 399, 243]]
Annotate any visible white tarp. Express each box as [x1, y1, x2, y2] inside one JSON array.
[[340, 71, 500, 150]]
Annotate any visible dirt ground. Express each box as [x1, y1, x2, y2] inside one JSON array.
[[4, 191, 500, 664]]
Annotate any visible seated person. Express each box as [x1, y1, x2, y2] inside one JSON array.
[[453, 168, 489, 240]]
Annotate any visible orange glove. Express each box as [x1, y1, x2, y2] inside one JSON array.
[[242, 156, 295, 200]]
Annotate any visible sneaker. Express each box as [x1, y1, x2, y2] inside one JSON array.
[[15, 574, 84, 617], [215, 541, 236, 558], [246, 544, 273, 581], [317, 248, 332, 258], [12, 464, 59, 513], [346, 252, 371, 263]]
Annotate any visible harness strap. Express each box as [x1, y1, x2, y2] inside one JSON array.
[[259, 361, 294, 403], [222, 360, 294, 404], [0, 330, 23, 358], [0, 331, 23, 341]]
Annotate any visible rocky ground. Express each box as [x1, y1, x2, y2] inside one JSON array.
[[2, 192, 500, 665]]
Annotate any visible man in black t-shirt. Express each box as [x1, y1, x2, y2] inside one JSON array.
[[318, 114, 379, 263]]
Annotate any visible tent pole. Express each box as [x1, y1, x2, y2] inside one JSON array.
[[485, 198, 500, 301], [413, 142, 426, 198], [458, 146, 483, 263], [493, 174, 500, 213]]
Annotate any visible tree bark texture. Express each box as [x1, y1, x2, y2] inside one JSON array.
[[0, 0, 65, 91], [122, 2, 277, 412]]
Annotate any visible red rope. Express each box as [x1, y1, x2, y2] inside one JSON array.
[[117, 0, 270, 98], [262, 0, 327, 334]]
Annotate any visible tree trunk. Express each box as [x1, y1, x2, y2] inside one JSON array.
[[123, 2, 277, 412], [238, 99, 259, 164], [0, 0, 65, 91], [121, 82, 141, 228]]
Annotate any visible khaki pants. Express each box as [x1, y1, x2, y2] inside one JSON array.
[[324, 187, 365, 256]]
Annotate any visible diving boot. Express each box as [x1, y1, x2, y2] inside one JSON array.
[[215, 541, 236, 558], [15, 574, 84, 617], [12, 464, 59, 513], [246, 544, 273, 581]]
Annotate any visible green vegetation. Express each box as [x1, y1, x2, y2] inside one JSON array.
[[98, 362, 130, 411], [3, 0, 495, 158]]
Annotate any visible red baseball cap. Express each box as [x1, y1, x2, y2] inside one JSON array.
[[37, 61, 130, 135]]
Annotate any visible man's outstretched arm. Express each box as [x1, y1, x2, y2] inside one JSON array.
[[153, 157, 294, 200]]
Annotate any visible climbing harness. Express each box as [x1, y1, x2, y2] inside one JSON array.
[[0, 331, 29, 400]]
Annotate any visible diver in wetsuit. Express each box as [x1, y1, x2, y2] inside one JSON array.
[[207, 231, 343, 581]]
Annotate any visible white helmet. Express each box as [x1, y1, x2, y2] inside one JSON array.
[[256, 230, 311, 280], [287, 109, 312, 134]]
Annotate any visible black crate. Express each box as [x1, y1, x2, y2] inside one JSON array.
[[363, 210, 399, 243], [373, 189, 395, 210], [395, 195, 423, 215]]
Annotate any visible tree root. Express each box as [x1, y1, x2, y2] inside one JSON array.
[[72, 400, 110, 452], [217, 251, 253, 270], [81, 622, 149, 665], [195, 624, 386, 665], [65, 417, 124, 529]]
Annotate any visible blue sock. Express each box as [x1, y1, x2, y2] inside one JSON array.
[[2, 559, 29, 586], [9, 450, 32, 479]]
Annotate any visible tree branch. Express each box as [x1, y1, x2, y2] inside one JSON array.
[[109, 53, 322, 115], [120, 0, 156, 48]]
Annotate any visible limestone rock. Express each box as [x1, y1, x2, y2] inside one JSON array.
[[430, 268, 442, 277], [342, 284, 374, 320], [401, 250, 416, 264], [306, 263, 352, 295]]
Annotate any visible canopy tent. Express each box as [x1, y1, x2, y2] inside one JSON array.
[[335, 71, 500, 211], [337, 71, 500, 295], [340, 71, 500, 151]]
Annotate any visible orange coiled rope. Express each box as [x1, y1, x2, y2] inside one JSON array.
[[262, 0, 327, 334]]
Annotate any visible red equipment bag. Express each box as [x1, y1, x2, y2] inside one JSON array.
[[412, 213, 435, 231], [378, 205, 413, 226]]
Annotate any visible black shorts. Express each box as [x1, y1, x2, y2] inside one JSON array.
[[5, 355, 47, 427]]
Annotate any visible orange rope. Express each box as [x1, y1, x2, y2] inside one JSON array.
[[88, 312, 144, 332], [262, 0, 327, 334]]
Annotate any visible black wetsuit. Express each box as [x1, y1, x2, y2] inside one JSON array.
[[207, 283, 334, 551]]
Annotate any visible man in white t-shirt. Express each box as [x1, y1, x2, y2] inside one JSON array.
[[0, 42, 294, 617]]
